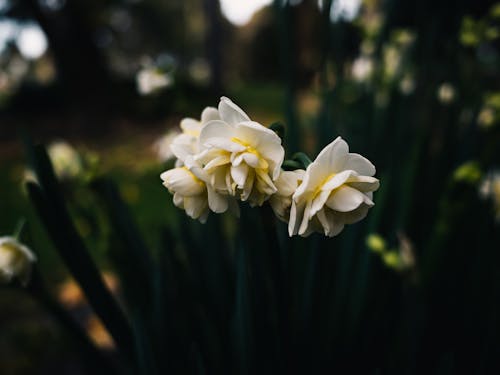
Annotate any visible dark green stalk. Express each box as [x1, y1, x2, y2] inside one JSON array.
[[24, 142, 135, 362]]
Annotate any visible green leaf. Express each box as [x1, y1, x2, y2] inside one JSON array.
[[269, 122, 285, 141], [25, 143, 135, 362]]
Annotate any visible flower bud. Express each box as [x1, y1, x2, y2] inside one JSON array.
[[0, 236, 36, 286]]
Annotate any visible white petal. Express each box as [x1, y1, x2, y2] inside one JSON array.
[[161, 168, 205, 196], [204, 154, 231, 171], [204, 137, 246, 153], [298, 199, 313, 235], [255, 169, 277, 194], [173, 192, 184, 208], [321, 170, 356, 192], [288, 200, 301, 236], [241, 169, 255, 201], [218, 97, 250, 125], [316, 208, 332, 236], [207, 186, 228, 213], [180, 118, 201, 133], [241, 153, 262, 169], [199, 120, 235, 147], [294, 162, 327, 198], [231, 153, 244, 166], [343, 153, 376, 176], [184, 196, 207, 220], [310, 189, 331, 218], [346, 175, 380, 192], [170, 140, 195, 162], [235, 121, 282, 147], [235, 121, 284, 178], [314, 136, 349, 173], [200, 106, 220, 123], [321, 209, 345, 237], [326, 185, 370, 212], [275, 170, 305, 197], [334, 203, 371, 224], [231, 164, 249, 188]]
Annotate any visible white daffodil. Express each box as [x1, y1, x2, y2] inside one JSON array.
[[269, 169, 305, 222], [153, 129, 181, 162], [160, 157, 234, 223], [170, 107, 220, 165], [136, 67, 173, 95], [48, 141, 83, 180], [0, 236, 36, 286], [196, 97, 285, 207], [289, 137, 379, 237]]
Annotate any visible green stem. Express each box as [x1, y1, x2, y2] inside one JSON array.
[[292, 152, 313, 168], [13, 218, 27, 240]]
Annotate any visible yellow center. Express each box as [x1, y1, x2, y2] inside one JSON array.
[[313, 173, 337, 198], [230, 137, 260, 157]]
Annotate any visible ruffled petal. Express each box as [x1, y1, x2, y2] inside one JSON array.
[[200, 106, 220, 123], [314, 136, 349, 173], [326, 185, 370, 212], [207, 185, 229, 213], [343, 153, 376, 176], [218, 97, 250, 125]]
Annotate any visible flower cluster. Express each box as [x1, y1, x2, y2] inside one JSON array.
[[160, 97, 379, 237]]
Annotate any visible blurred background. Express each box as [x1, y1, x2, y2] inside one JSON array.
[[1, 0, 500, 374]]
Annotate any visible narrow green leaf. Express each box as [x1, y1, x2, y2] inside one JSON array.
[[25, 144, 135, 362]]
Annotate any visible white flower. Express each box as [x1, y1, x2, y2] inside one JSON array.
[[289, 137, 379, 237], [0, 236, 36, 286], [269, 169, 305, 222], [479, 171, 500, 221], [136, 67, 173, 95], [351, 56, 374, 82], [196, 97, 285, 207], [160, 157, 234, 223], [153, 129, 181, 162], [48, 141, 83, 180], [170, 107, 220, 165]]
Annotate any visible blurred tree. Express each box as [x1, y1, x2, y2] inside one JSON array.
[[12, 0, 112, 107]]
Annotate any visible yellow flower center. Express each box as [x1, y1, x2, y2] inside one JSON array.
[[230, 137, 259, 155], [313, 173, 337, 198], [230, 137, 268, 171]]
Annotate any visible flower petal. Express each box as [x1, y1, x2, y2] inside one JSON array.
[[334, 204, 371, 224], [326, 185, 370, 212], [201, 106, 220, 123], [207, 186, 228, 213], [314, 137, 349, 173], [298, 199, 313, 236], [161, 167, 205, 196], [343, 153, 376, 176], [180, 118, 201, 133], [231, 164, 249, 188], [275, 170, 305, 197], [346, 175, 380, 192], [316, 209, 344, 237], [218, 97, 250, 125], [199, 120, 236, 147], [203, 137, 246, 153], [321, 170, 356, 192]]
